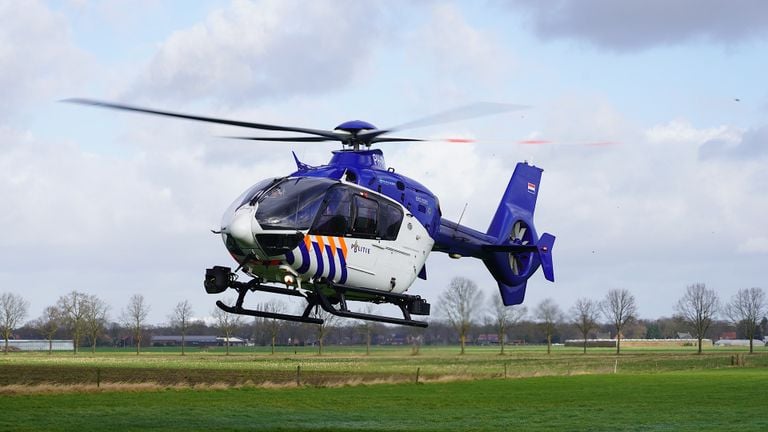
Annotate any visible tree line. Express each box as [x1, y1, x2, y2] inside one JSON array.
[[1, 280, 766, 355]]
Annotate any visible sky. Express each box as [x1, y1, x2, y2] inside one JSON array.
[[1, 0, 767, 325]]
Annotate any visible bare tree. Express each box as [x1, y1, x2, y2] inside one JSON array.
[[571, 298, 600, 354], [601, 289, 637, 355], [171, 300, 193, 356], [312, 307, 338, 355], [440, 277, 484, 354], [212, 302, 243, 355], [34, 306, 62, 354], [83, 294, 109, 354], [358, 304, 378, 356], [0, 292, 29, 353], [263, 300, 286, 355], [725, 287, 766, 354], [122, 294, 150, 355], [488, 297, 526, 355], [56, 291, 89, 354], [674, 283, 719, 354], [535, 298, 563, 354]]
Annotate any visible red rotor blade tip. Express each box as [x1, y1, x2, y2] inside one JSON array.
[[518, 139, 551, 145], [444, 138, 475, 143]]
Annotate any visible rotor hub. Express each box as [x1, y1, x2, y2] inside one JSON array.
[[334, 120, 377, 134]]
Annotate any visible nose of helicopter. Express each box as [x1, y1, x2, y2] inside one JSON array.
[[225, 208, 256, 249]]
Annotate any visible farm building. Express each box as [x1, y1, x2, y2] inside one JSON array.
[[5, 340, 74, 351], [714, 339, 765, 347], [151, 335, 247, 347]]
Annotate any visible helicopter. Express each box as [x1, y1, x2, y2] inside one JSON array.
[[65, 99, 555, 327]]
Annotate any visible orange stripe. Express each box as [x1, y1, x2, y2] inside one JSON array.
[[327, 236, 337, 257], [316, 236, 325, 254], [304, 234, 312, 251], [337, 237, 348, 260]]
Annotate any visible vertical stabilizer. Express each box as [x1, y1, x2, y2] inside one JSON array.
[[486, 162, 542, 241]]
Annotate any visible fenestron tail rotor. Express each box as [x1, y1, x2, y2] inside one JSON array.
[[509, 221, 533, 276]]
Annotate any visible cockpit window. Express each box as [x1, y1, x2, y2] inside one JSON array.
[[254, 177, 334, 230], [378, 202, 403, 240], [312, 187, 352, 236], [352, 195, 378, 237], [310, 185, 403, 240], [221, 177, 280, 229]]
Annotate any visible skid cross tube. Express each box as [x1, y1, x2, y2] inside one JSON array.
[[311, 282, 429, 328], [215, 278, 323, 325]]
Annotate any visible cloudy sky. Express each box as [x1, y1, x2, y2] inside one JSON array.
[[2, 0, 767, 324]]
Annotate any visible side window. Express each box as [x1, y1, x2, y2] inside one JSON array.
[[352, 195, 378, 237], [378, 202, 403, 240], [311, 187, 352, 236]]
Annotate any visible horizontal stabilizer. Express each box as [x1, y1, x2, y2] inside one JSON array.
[[538, 233, 555, 282], [498, 281, 527, 306], [482, 244, 538, 253]]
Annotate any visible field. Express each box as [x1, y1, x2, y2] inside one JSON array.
[[1, 345, 767, 431]]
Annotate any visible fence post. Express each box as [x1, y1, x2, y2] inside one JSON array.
[[97, 368, 101, 388], [296, 365, 301, 386], [415, 367, 420, 384]]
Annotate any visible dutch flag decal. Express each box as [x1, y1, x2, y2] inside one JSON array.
[[527, 182, 536, 194]]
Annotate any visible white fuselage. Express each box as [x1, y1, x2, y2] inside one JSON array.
[[223, 181, 434, 294]]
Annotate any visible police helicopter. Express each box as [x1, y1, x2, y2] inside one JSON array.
[[66, 99, 555, 327]]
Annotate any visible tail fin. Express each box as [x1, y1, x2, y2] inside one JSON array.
[[483, 162, 555, 305], [486, 162, 542, 239]]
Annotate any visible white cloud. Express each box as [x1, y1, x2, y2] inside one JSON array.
[[414, 3, 511, 82], [645, 120, 738, 145], [0, 0, 89, 117], [738, 237, 768, 254], [128, 0, 386, 104]]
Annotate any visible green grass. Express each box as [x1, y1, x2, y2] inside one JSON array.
[[1, 370, 766, 431], [2, 346, 767, 430], [2, 345, 766, 386]]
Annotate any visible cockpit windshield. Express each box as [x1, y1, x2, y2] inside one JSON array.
[[221, 177, 279, 229], [255, 177, 335, 230]]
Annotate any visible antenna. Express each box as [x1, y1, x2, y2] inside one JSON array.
[[452, 203, 468, 238]]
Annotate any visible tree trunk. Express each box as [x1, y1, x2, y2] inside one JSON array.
[[48, 338, 53, 355], [3, 337, 7, 354], [460, 334, 466, 355], [546, 334, 551, 355], [271, 336, 276, 355], [616, 335, 621, 355], [366, 332, 371, 356], [583, 338, 587, 354], [697, 336, 703, 354], [499, 327, 505, 355], [181, 334, 186, 356], [749, 337, 754, 354], [318, 338, 323, 356]]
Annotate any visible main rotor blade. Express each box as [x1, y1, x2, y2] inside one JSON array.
[[222, 136, 335, 142], [360, 102, 530, 141], [62, 98, 341, 140], [369, 137, 425, 143]]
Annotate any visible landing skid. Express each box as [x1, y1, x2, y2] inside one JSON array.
[[204, 266, 431, 328]]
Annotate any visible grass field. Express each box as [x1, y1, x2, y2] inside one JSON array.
[[1, 345, 767, 431]]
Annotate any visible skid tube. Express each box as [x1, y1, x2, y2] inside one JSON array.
[[205, 266, 430, 327]]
